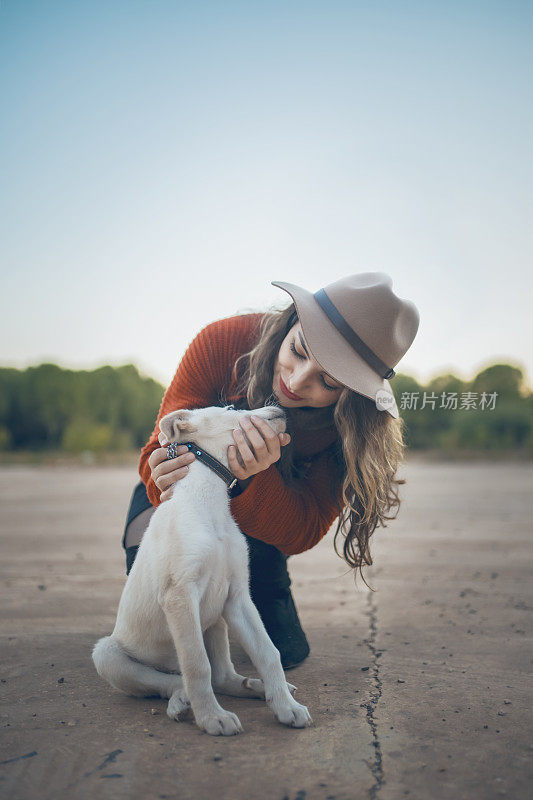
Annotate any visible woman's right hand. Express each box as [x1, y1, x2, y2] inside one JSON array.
[[148, 436, 196, 503]]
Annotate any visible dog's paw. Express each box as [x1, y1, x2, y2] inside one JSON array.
[[167, 689, 190, 720], [272, 699, 313, 729], [242, 677, 265, 697], [197, 709, 243, 736]]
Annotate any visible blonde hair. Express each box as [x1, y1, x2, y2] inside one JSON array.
[[231, 303, 406, 585]]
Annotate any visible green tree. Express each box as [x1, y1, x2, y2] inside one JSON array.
[[0, 363, 164, 453]]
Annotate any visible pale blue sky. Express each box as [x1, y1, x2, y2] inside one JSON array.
[[1, 0, 532, 387]]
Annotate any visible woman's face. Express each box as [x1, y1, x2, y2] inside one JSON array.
[[272, 321, 344, 408]]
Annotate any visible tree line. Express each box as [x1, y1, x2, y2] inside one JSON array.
[[0, 364, 164, 453], [393, 363, 533, 454], [0, 361, 531, 455]]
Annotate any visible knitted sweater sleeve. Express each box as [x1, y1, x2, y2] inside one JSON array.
[[229, 450, 343, 556], [138, 313, 343, 555], [138, 316, 249, 507]]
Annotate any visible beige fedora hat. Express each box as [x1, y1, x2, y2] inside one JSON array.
[[271, 272, 420, 419]]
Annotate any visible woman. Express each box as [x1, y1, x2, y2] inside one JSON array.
[[122, 273, 420, 669]]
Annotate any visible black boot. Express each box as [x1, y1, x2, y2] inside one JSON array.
[[245, 534, 310, 670]]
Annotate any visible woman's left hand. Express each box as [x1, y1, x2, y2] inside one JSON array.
[[228, 414, 291, 483]]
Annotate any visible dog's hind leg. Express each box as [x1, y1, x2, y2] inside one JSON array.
[[92, 636, 183, 699], [160, 584, 243, 736], [204, 618, 266, 699]]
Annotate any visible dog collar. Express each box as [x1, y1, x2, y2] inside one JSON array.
[[166, 441, 238, 491]]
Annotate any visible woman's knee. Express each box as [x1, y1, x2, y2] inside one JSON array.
[[124, 506, 155, 549], [122, 481, 155, 574]]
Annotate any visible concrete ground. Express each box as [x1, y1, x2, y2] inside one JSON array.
[[0, 460, 531, 800]]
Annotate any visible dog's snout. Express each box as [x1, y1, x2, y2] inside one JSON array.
[[251, 406, 286, 427], [265, 410, 286, 423]]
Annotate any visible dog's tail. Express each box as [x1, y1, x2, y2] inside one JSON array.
[[92, 636, 181, 699]]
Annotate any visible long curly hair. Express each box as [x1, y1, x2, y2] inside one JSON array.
[[230, 303, 407, 586]]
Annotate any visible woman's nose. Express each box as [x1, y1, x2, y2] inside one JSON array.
[[289, 365, 313, 393]]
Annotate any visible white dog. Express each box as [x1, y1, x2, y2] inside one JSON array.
[[92, 404, 312, 736]]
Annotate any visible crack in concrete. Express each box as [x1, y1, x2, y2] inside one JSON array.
[[362, 591, 385, 800], [44, 749, 124, 799]]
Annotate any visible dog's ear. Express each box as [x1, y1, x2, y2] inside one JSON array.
[[159, 410, 195, 443]]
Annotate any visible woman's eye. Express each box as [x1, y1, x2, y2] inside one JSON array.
[[320, 377, 338, 392], [290, 340, 338, 392], [289, 340, 305, 360]]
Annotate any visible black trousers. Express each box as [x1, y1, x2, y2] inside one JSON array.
[[122, 481, 292, 603]]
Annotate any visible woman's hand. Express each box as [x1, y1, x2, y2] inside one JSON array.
[[148, 433, 196, 503], [228, 414, 291, 485], [150, 417, 290, 502]]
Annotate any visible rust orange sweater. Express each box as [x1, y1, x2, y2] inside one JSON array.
[[139, 313, 344, 556]]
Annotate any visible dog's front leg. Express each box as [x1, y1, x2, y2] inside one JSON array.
[[160, 583, 243, 736], [223, 591, 312, 728]]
